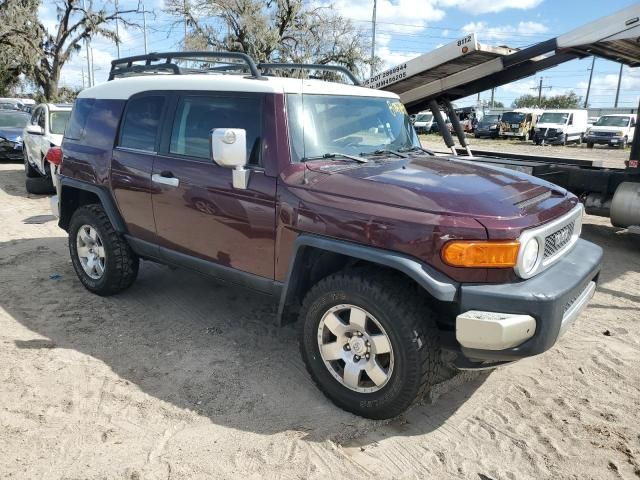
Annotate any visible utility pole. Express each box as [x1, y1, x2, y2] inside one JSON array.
[[370, 0, 377, 79], [115, 0, 120, 58], [81, 67, 85, 89], [142, 3, 148, 54], [490, 88, 495, 108], [82, 0, 92, 87], [184, 0, 188, 50], [614, 63, 623, 108], [530, 77, 551, 107], [584, 56, 596, 108]]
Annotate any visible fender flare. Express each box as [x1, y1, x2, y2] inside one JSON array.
[[277, 234, 459, 323], [59, 176, 127, 233]]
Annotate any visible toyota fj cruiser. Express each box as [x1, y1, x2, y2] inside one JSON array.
[[51, 52, 602, 419]]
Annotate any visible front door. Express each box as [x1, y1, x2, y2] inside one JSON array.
[[151, 93, 277, 279]]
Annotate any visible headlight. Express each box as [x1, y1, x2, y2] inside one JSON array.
[[585, 128, 591, 135], [615, 131, 624, 136], [15, 136, 22, 143], [490, 125, 497, 129], [556, 128, 564, 133], [521, 238, 540, 274]]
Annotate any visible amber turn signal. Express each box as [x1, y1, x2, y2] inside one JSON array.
[[441, 241, 520, 268]]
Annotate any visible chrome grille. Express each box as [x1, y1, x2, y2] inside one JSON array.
[[544, 221, 575, 259]]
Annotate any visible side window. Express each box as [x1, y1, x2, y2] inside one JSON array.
[[30, 107, 40, 125], [169, 95, 262, 165], [568, 114, 573, 126], [37, 109, 46, 129], [65, 98, 95, 140], [119, 95, 165, 152]]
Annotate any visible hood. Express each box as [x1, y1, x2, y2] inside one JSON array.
[[303, 155, 569, 220], [537, 122, 567, 129], [588, 125, 629, 133], [0, 127, 24, 142]]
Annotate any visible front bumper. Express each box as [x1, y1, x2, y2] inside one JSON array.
[[534, 132, 565, 144], [585, 135, 625, 145], [453, 239, 602, 365], [0, 140, 23, 160]]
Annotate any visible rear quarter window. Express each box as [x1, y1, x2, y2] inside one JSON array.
[[65, 98, 95, 140]]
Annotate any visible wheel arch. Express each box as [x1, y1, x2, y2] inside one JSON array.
[[277, 235, 458, 325], [58, 177, 127, 233]]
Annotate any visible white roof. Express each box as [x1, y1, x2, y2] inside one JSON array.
[[46, 103, 72, 111], [78, 74, 400, 100], [599, 113, 636, 118]]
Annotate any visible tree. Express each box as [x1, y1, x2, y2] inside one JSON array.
[[0, 0, 45, 96], [489, 100, 504, 108], [164, 0, 371, 79], [32, 0, 138, 100], [512, 91, 582, 109]]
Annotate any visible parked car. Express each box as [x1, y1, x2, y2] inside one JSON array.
[[533, 109, 589, 145], [499, 109, 542, 141], [51, 52, 602, 420], [585, 114, 636, 149], [0, 110, 30, 161], [413, 111, 435, 134], [22, 103, 72, 194], [474, 113, 502, 138]]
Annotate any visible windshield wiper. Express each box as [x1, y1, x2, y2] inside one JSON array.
[[301, 152, 368, 163], [397, 146, 435, 156], [361, 149, 408, 158]]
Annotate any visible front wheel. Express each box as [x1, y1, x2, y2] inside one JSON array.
[[299, 269, 441, 419], [69, 204, 139, 296]]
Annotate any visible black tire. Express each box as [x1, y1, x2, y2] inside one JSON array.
[[299, 269, 441, 419], [561, 134, 567, 146], [577, 134, 583, 145], [68, 204, 139, 296], [587, 142, 594, 149], [25, 175, 55, 194], [23, 153, 40, 178]]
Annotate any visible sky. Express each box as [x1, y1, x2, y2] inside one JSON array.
[[37, 0, 640, 109]]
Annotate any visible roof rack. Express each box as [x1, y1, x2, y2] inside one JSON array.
[[109, 51, 262, 80], [258, 63, 361, 86]]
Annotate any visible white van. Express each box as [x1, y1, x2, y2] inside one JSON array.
[[533, 109, 589, 145], [413, 111, 435, 134], [584, 113, 636, 149]]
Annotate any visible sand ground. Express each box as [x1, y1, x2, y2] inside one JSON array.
[[0, 161, 639, 480]]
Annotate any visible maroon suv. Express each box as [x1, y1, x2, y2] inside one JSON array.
[[51, 53, 602, 419]]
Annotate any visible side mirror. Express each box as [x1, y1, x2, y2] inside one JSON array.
[[26, 125, 43, 135], [210, 128, 249, 189]]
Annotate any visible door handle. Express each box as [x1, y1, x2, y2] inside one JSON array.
[[152, 173, 180, 187]]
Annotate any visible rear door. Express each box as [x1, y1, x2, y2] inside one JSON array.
[[151, 92, 277, 279], [111, 93, 166, 244]]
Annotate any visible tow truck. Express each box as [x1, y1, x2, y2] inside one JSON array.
[[366, 4, 640, 234]]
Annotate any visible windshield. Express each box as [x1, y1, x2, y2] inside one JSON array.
[[501, 112, 526, 123], [539, 112, 570, 124], [481, 114, 501, 123], [415, 113, 433, 122], [50, 111, 71, 135], [286, 94, 419, 161], [594, 116, 631, 127], [0, 112, 29, 128]]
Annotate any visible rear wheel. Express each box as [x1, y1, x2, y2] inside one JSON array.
[[69, 204, 139, 296], [299, 269, 441, 419], [24, 153, 55, 194]]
